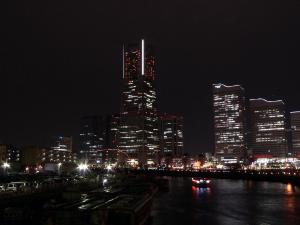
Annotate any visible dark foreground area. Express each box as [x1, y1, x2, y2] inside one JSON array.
[[1, 173, 300, 225], [151, 177, 300, 225]]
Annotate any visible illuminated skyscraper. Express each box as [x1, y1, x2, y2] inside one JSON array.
[[159, 115, 184, 157], [79, 116, 104, 163], [249, 99, 287, 158], [290, 111, 300, 158], [104, 114, 120, 150], [118, 39, 159, 165], [212, 83, 246, 162]]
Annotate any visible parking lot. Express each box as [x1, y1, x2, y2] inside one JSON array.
[[0, 174, 89, 197]]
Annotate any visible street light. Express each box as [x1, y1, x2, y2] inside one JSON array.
[[77, 163, 89, 175], [106, 165, 112, 171], [2, 162, 10, 169], [57, 163, 62, 175], [2, 162, 10, 175]]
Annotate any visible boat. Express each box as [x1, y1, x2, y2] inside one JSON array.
[[192, 178, 211, 187]]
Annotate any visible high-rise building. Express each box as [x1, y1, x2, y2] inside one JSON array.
[[100, 114, 120, 165], [249, 98, 287, 158], [0, 144, 20, 165], [118, 39, 159, 165], [159, 115, 184, 157], [212, 83, 247, 162], [104, 114, 120, 149], [290, 111, 300, 158], [79, 116, 104, 163]]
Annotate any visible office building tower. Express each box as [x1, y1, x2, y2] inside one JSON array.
[[79, 116, 104, 163], [104, 114, 120, 149], [249, 98, 287, 158], [212, 83, 247, 162], [101, 115, 120, 165], [291, 111, 300, 158], [159, 115, 184, 157], [118, 39, 159, 165]]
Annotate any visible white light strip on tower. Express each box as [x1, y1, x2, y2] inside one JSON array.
[[141, 39, 145, 75], [122, 45, 125, 79]]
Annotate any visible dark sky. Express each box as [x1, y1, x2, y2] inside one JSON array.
[[1, 0, 300, 154]]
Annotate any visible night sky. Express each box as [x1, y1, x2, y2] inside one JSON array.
[[1, 0, 300, 154]]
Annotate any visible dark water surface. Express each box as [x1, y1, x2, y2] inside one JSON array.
[[151, 177, 300, 225]]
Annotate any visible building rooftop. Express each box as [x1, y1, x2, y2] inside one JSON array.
[[212, 83, 244, 93], [290, 111, 300, 114], [249, 98, 284, 107]]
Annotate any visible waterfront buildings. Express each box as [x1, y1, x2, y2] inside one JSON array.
[[159, 114, 184, 157], [21, 145, 77, 172], [79, 114, 121, 165], [100, 114, 120, 166], [291, 111, 300, 157], [101, 149, 118, 166], [118, 39, 160, 165], [212, 83, 247, 162], [51, 136, 73, 152], [0, 144, 20, 164], [48, 136, 76, 164], [0, 144, 20, 172], [103, 114, 120, 150], [79, 116, 104, 163], [249, 99, 288, 158], [44, 148, 77, 164]]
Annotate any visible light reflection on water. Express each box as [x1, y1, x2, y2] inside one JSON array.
[[286, 183, 295, 195], [192, 186, 211, 198], [151, 177, 300, 225]]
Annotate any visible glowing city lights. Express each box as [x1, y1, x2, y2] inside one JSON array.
[[2, 162, 10, 169], [77, 163, 89, 171]]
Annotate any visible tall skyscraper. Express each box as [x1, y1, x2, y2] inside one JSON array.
[[100, 114, 120, 165], [104, 114, 120, 150], [118, 39, 159, 165], [212, 83, 247, 162], [249, 98, 287, 158], [290, 111, 300, 158], [159, 115, 184, 157], [79, 116, 104, 163]]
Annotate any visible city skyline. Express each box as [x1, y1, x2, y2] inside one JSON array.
[[1, 1, 300, 154], [1, 53, 300, 154]]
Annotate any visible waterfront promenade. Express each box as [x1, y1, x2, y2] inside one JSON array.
[[131, 169, 300, 186]]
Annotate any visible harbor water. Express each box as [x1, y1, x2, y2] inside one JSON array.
[[151, 177, 300, 225]]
